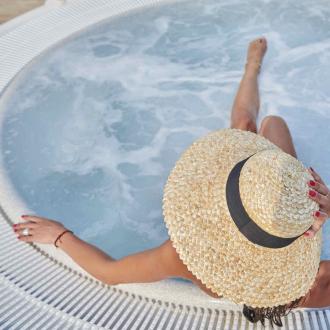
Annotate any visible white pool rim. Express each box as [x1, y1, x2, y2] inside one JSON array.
[[0, 0, 239, 309], [0, 1, 329, 329]]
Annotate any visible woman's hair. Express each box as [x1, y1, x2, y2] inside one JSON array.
[[242, 295, 306, 327], [242, 263, 319, 327]]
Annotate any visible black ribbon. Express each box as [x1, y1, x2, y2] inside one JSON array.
[[225, 154, 301, 248]]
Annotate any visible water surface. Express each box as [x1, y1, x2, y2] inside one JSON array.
[[1, 0, 330, 260]]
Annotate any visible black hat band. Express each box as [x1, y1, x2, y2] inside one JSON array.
[[225, 154, 301, 248]]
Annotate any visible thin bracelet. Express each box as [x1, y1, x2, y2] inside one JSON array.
[[54, 230, 73, 248]]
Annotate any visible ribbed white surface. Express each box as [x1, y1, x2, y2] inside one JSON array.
[[0, 0, 329, 329]]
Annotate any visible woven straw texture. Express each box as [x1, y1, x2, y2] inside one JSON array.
[[163, 128, 322, 308]]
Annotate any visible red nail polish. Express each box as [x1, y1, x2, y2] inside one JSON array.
[[310, 167, 314, 172], [309, 180, 316, 186], [315, 211, 321, 217], [304, 232, 310, 236], [309, 190, 316, 197]]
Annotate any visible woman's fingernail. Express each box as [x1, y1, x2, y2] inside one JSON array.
[[21, 215, 27, 218], [309, 180, 316, 186], [304, 232, 310, 236], [315, 211, 321, 217], [309, 190, 316, 197], [310, 167, 314, 172]]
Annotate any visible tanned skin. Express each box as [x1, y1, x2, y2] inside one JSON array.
[[14, 38, 330, 308]]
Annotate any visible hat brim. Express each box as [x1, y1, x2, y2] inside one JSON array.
[[163, 128, 321, 307]]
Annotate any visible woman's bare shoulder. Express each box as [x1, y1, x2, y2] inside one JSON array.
[[161, 239, 192, 278], [313, 260, 330, 288], [162, 240, 203, 280], [318, 260, 330, 287], [297, 260, 330, 308], [162, 239, 222, 298], [163, 241, 330, 304]]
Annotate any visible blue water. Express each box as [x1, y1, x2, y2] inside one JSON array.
[[1, 0, 330, 262]]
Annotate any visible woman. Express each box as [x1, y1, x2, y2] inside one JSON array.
[[12, 37, 330, 326]]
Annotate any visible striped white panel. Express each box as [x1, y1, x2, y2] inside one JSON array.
[[310, 311, 320, 329], [324, 310, 330, 329], [113, 296, 147, 329], [129, 299, 151, 330], [97, 292, 131, 327], [196, 308, 211, 330], [222, 310, 232, 330], [162, 304, 180, 329], [129, 299, 156, 330], [155, 302, 174, 329], [70, 285, 107, 319], [0, 1, 330, 329], [145, 301, 166, 330], [317, 311, 328, 330], [89, 290, 121, 325]]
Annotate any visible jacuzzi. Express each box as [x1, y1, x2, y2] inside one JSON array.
[[0, 0, 329, 329]]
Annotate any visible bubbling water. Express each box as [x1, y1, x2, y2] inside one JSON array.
[[1, 0, 330, 260]]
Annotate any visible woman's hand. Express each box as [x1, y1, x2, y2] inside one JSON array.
[[12, 215, 67, 245], [305, 167, 330, 238]]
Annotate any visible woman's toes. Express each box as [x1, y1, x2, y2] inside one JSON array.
[[250, 37, 267, 55], [245, 37, 268, 73], [259, 37, 267, 50]]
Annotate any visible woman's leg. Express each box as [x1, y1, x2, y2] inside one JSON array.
[[98, 38, 295, 293], [230, 37, 297, 159], [230, 37, 267, 133], [259, 115, 297, 158]]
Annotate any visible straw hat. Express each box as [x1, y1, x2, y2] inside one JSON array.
[[163, 128, 322, 308]]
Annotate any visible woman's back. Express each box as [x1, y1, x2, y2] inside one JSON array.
[[163, 238, 330, 307]]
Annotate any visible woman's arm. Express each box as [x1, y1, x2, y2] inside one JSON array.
[[56, 231, 116, 282], [13, 216, 177, 285], [57, 233, 175, 285]]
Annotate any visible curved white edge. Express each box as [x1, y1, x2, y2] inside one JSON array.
[[0, 0, 327, 314], [0, 0, 240, 310], [0, 5, 47, 37], [0, 274, 95, 329], [0, 1, 68, 37]]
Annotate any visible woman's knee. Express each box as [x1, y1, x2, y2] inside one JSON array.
[[259, 115, 297, 158], [231, 113, 257, 133], [260, 115, 287, 130]]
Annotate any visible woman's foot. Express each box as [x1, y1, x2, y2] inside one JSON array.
[[245, 37, 267, 75]]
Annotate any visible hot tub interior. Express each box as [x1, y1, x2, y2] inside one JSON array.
[[1, 0, 330, 264]]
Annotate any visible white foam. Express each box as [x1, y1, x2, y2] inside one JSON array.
[[1, 0, 330, 259]]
